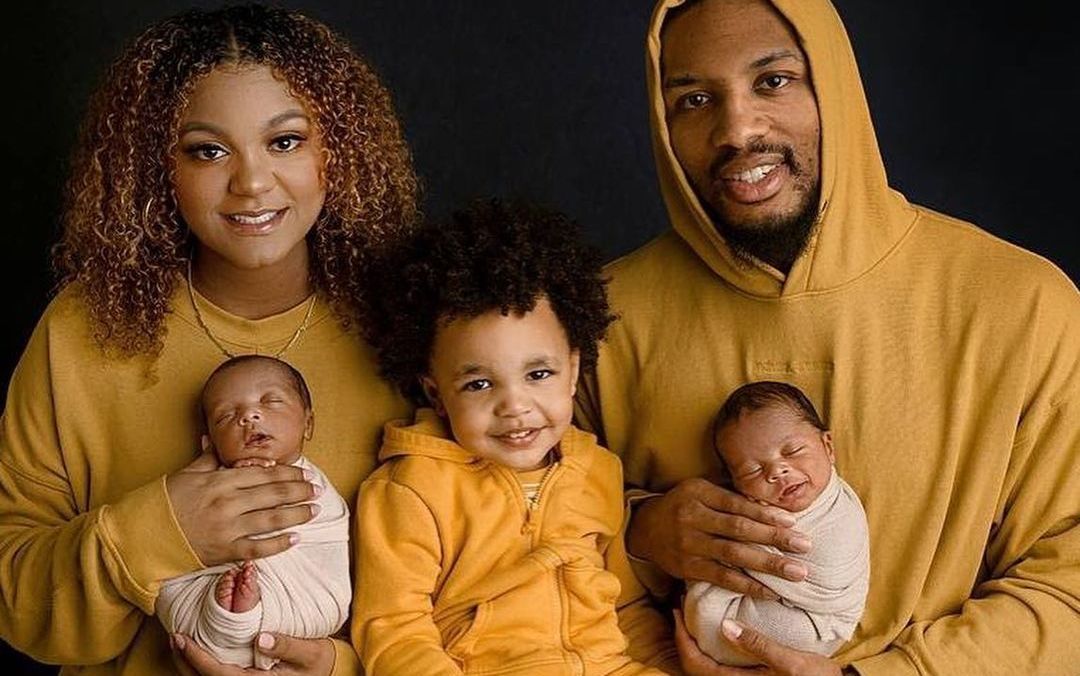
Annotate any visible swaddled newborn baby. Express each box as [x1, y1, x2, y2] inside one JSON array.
[[156, 355, 350, 669], [684, 381, 869, 666]]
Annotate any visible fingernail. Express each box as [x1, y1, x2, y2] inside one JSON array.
[[774, 511, 797, 527], [310, 503, 321, 516], [783, 562, 808, 579], [312, 482, 323, 497], [258, 633, 275, 649], [721, 619, 743, 639], [173, 635, 187, 650], [288, 533, 300, 546], [790, 536, 812, 552], [303, 469, 315, 481]]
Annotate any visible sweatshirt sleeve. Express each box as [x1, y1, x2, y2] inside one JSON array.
[[851, 294, 1080, 676], [352, 476, 463, 676], [0, 319, 203, 664], [602, 458, 680, 673]]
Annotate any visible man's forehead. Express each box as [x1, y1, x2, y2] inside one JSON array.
[[660, 0, 805, 74]]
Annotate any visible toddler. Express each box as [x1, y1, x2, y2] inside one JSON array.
[[355, 199, 677, 675]]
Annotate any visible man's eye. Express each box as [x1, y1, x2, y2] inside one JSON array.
[[679, 92, 711, 109], [760, 74, 790, 90], [527, 369, 554, 381], [462, 379, 491, 392], [270, 134, 304, 152]]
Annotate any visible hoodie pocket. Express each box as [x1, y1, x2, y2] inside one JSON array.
[[446, 601, 490, 661]]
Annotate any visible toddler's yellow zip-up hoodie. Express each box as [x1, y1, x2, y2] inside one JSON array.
[[577, 1, 1080, 674], [353, 409, 678, 675]]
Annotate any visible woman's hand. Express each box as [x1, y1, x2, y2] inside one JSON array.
[[627, 478, 811, 598], [166, 452, 321, 565], [674, 609, 842, 676], [172, 633, 335, 676]]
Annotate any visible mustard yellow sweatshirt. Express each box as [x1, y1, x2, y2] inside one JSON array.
[[576, 1, 1080, 674], [353, 410, 679, 675], [0, 283, 410, 675]]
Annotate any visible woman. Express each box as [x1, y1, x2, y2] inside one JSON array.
[[0, 6, 417, 675]]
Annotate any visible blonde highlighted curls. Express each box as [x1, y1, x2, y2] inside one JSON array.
[[53, 4, 419, 356]]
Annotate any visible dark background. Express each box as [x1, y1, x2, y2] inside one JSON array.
[[2, 1, 1077, 672]]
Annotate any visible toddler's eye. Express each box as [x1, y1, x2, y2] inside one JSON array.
[[526, 369, 554, 381], [462, 379, 491, 392], [270, 134, 304, 152]]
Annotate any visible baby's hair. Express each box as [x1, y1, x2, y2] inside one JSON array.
[[201, 355, 313, 424], [713, 380, 827, 449], [364, 198, 616, 403], [54, 4, 418, 356]]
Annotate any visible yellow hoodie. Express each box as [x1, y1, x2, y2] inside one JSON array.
[[0, 284, 411, 675], [576, 1, 1080, 674], [353, 409, 679, 675]]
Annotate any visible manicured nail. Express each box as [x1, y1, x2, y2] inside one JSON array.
[[783, 562, 808, 579], [288, 533, 300, 546], [258, 633, 275, 649], [310, 503, 321, 516], [790, 536, 812, 552], [311, 482, 323, 497], [721, 619, 743, 639], [302, 469, 315, 481]]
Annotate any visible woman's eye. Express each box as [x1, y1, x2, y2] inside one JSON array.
[[462, 379, 491, 392], [188, 144, 227, 161], [270, 134, 304, 152]]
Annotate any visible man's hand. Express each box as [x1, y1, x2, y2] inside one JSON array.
[[674, 609, 842, 676], [172, 633, 335, 676], [627, 478, 810, 598], [166, 452, 321, 565]]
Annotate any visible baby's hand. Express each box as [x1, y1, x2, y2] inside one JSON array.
[[233, 458, 277, 468]]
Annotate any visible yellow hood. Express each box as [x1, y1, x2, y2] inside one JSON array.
[[647, 0, 918, 297]]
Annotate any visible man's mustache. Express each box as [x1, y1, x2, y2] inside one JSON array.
[[709, 141, 799, 180]]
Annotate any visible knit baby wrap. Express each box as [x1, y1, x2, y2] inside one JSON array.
[[684, 469, 869, 665], [156, 456, 351, 669]]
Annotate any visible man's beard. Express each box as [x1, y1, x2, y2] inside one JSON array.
[[708, 180, 821, 273], [702, 140, 821, 273]]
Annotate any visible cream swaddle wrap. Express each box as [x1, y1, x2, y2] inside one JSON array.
[[685, 469, 869, 665], [156, 456, 351, 669]]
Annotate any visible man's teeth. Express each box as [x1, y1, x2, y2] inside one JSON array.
[[229, 211, 278, 225], [730, 164, 778, 184]]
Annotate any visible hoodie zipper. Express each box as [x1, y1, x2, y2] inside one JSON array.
[[520, 460, 561, 536]]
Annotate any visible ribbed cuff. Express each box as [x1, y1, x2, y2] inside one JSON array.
[[848, 648, 919, 675], [97, 475, 204, 612], [329, 636, 361, 675]]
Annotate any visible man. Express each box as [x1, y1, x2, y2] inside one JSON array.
[[575, 0, 1080, 674]]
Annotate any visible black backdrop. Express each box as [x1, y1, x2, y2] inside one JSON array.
[[2, 1, 1078, 672]]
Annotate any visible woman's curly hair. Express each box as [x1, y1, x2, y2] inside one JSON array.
[[365, 198, 617, 403], [53, 4, 419, 356]]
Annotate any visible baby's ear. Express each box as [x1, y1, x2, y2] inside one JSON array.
[[822, 430, 835, 463], [304, 410, 315, 440], [568, 349, 581, 397], [200, 434, 213, 453], [420, 376, 446, 416]]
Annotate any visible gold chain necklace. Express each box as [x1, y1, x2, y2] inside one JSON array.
[[186, 258, 317, 360]]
